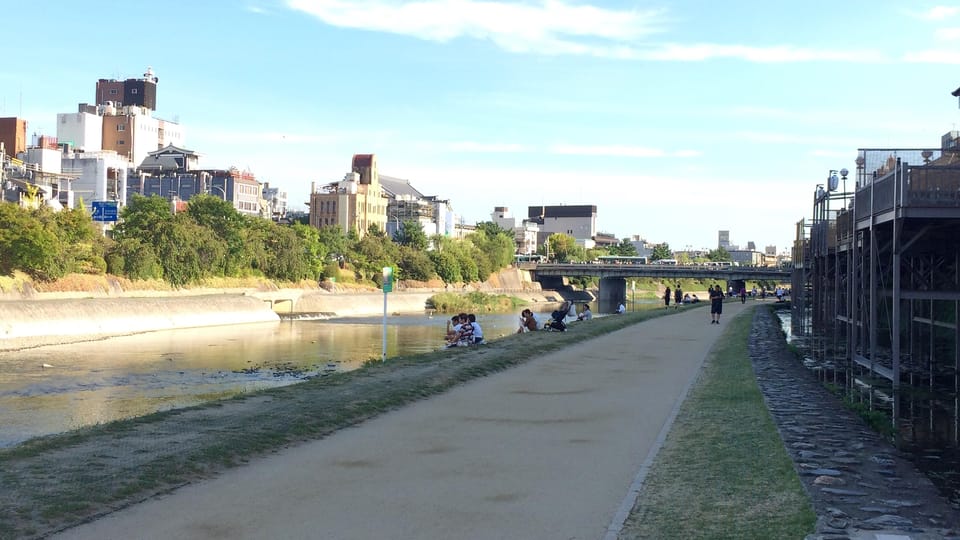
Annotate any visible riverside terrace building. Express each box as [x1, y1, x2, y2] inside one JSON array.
[[527, 205, 598, 248], [792, 129, 960, 450]]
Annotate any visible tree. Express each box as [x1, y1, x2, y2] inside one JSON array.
[[466, 229, 515, 272], [651, 242, 672, 261], [0, 203, 64, 280], [474, 221, 512, 238], [393, 219, 428, 250], [156, 215, 227, 287], [706, 247, 732, 262], [397, 245, 435, 281], [429, 250, 462, 283], [112, 195, 173, 246], [292, 223, 328, 280], [608, 239, 638, 256], [547, 233, 577, 263]]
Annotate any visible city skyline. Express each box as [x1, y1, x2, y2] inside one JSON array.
[[3, 1, 960, 251]]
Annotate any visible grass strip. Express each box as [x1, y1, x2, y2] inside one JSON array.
[[0, 303, 703, 539], [619, 309, 816, 540]]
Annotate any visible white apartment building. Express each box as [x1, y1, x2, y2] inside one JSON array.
[[61, 150, 129, 211]]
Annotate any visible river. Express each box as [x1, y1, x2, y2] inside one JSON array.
[[0, 308, 584, 448]]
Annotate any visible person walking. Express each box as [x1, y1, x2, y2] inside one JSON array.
[[709, 284, 725, 324], [663, 286, 671, 308], [740, 287, 747, 304], [674, 284, 682, 309]]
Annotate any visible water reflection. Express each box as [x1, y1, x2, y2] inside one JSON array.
[[0, 311, 537, 448]]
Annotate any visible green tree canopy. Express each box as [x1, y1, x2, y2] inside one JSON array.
[[707, 247, 732, 262], [547, 233, 578, 263], [608, 239, 639, 256], [393, 219, 428, 250], [651, 242, 673, 261]]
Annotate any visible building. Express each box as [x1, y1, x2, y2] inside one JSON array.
[[718, 230, 730, 250], [527, 205, 597, 248], [57, 106, 103, 152], [380, 175, 452, 237], [627, 235, 655, 259], [309, 154, 387, 238], [58, 69, 183, 167], [0, 117, 28, 158], [491, 206, 540, 254], [95, 67, 158, 110], [593, 232, 619, 249], [62, 150, 129, 210], [728, 249, 765, 267], [261, 182, 288, 221], [100, 105, 184, 167]]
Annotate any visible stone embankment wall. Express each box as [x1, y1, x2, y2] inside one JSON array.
[[0, 268, 550, 349], [0, 295, 279, 351]]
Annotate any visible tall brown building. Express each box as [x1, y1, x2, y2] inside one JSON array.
[[95, 67, 158, 110], [0, 117, 27, 157], [309, 154, 387, 238]]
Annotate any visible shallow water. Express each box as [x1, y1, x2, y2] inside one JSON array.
[[0, 311, 535, 448]]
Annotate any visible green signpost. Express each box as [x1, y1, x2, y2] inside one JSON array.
[[382, 267, 393, 361]]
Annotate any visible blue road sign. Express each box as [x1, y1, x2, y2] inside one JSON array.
[[92, 201, 118, 222]]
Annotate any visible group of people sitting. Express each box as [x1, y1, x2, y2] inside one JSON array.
[[445, 313, 484, 347], [517, 301, 594, 333]]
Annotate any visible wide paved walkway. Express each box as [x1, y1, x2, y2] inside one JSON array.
[[57, 302, 749, 540]]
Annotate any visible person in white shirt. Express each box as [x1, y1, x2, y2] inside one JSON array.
[[617, 303, 626, 314], [468, 313, 483, 344]]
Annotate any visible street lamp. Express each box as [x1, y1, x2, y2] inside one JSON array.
[[828, 168, 849, 206], [211, 185, 226, 200]]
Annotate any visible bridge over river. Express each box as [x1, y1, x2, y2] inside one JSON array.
[[530, 263, 791, 313]]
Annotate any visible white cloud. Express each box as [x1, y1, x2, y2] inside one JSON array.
[[549, 144, 699, 158], [245, 5, 269, 14], [551, 144, 665, 158], [285, 0, 881, 63], [286, 0, 664, 53], [810, 149, 852, 158], [636, 43, 885, 63], [903, 49, 960, 64], [447, 141, 527, 153], [935, 27, 960, 40], [912, 6, 960, 20]]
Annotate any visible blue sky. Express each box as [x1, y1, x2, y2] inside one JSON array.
[[3, 1, 960, 252]]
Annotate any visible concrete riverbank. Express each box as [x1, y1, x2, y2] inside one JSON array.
[[0, 286, 562, 351]]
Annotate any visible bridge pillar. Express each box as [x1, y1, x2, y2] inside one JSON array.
[[598, 277, 627, 314], [727, 279, 746, 296]]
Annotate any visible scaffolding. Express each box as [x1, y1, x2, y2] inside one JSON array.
[[794, 145, 960, 448]]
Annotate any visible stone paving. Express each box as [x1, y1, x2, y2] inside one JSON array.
[[749, 308, 960, 540]]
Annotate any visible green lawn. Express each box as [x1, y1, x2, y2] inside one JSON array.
[[619, 309, 816, 539]]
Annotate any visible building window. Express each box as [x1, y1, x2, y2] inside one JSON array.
[[117, 124, 125, 132], [131, 88, 138, 94], [118, 140, 125, 145], [109, 89, 118, 95]]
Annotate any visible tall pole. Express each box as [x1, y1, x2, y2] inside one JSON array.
[[382, 289, 388, 362]]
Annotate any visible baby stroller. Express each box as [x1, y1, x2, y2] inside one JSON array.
[[544, 301, 570, 332]]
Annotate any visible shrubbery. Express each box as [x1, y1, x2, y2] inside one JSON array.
[[0, 199, 517, 288]]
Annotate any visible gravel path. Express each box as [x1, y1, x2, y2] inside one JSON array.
[[749, 307, 960, 540]]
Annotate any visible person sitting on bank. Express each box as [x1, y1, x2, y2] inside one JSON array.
[[468, 313, 483, 344], [447, 313, 472, 346], [617, 302, 626, 314], [445, 315, 460, 341], [518, 309, 540, 333], [577, 304, 592, 321]]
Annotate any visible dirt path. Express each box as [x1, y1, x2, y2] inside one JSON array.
[[54, 302, 747, 540]]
